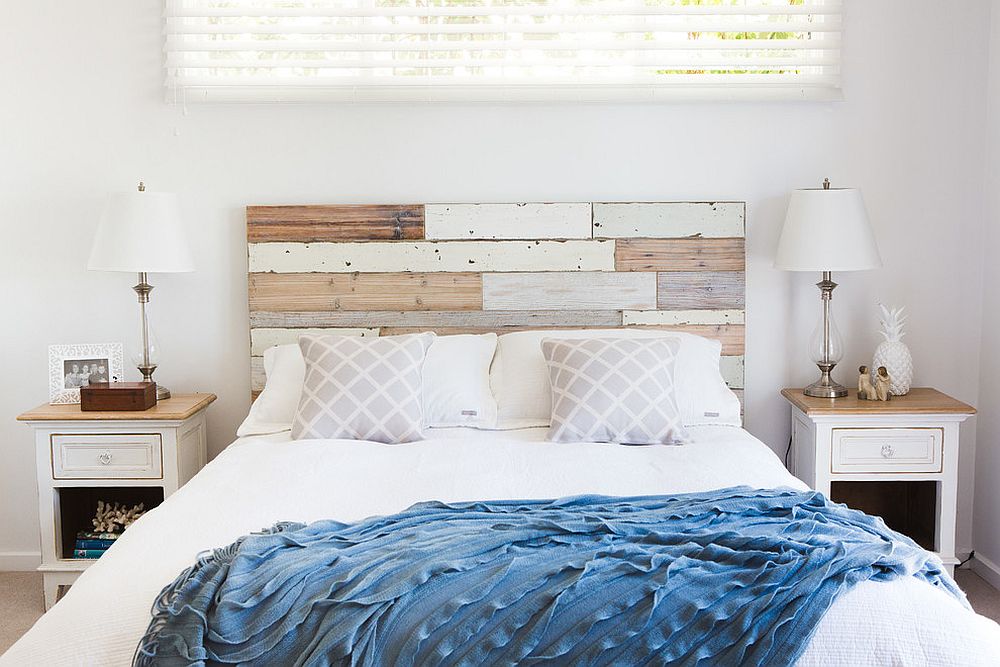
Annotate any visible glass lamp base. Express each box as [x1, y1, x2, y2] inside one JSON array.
[[804, 364, 848, 398]]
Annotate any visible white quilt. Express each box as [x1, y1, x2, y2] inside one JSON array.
[[4, 426, 999, 665]]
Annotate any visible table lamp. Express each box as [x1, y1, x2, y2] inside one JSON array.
[[87, 182, 194, 400], [775, 178, 882, 398]]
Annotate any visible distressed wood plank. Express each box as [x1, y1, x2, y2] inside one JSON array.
[[251, 357, 266, 393], [250, 240, 615, 273], [720, 355, 745, 389], [657, 271, 745, 309], [250, 327, 377, 356], [615, 238, 745, 272], [732, 389, 745, 414], [624, 324, 744, 355], [251, 310, 623, 329], [377, 323, 741, 355], [425, 203, 591, 240], [483, 272, 655, 311], [249, 273, 482, 312], [246, 204, 424, 242], [593, 202, 744, 238], [622, 309, 744, 325]]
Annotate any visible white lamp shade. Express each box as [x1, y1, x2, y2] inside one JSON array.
[[775, 187, 882, 272], [88, 191, 195, 273]]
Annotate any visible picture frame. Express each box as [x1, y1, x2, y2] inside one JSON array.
[[48, 343, 125, 405]]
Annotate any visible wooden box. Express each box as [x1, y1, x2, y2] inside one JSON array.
[[80, 383, 157, 412]]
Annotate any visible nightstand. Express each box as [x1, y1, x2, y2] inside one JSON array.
[[781, 387, 974, 575], [17, 393, 216, 609]]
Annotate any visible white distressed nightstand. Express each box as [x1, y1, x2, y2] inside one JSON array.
[[17, 393, 216, 609], [781, 387, 974, 575]]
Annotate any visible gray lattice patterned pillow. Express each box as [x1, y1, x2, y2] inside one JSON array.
[[541, 337, 689, 445], [291, 333, 435, 444]]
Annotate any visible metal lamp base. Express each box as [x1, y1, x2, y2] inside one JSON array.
[[804, 363, 848, 398], [156, 384, 171, 401]]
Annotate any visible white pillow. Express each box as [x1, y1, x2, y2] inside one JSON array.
[[422, 333, 498, 428], [236, 334, 499, 436], [237, 343, 306, 437], [490, 329, 741, 430]]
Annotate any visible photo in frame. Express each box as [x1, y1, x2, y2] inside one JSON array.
[[48, 343, 125, 404]]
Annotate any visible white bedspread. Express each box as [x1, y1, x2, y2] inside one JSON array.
[[4, 426, 999, 665]]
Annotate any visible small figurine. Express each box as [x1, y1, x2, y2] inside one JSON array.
[[858, 365, 876, 400], [874, 366, 892, 401]]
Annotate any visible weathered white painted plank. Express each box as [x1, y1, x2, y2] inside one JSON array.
[[483, 272, 655, 311], [593, 202, 744, 238], [249, 240, 615, 273], [250, 310, 623, 329], [622, 309, 745, 326], [720, 355, 745, 389], [425, 203, 592, 240], [250, 327, 378, 356]]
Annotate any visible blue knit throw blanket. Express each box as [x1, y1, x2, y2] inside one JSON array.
[[134, 487, 965, 666]]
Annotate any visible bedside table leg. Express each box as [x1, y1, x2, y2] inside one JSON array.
[[41, 571, 77, 611]]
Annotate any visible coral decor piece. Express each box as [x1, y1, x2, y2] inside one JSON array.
[[92, 501, 146, 534]]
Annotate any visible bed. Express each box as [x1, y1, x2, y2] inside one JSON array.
[[5, 427, 999, 665], [5, 202, 1000, 664]]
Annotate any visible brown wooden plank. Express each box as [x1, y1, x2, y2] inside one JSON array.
[[615, 238, 745, 272], [248, 273, 482, 312], [246, 204, 424, 242], [625, 324, 744, 355], [657, 271, 745, 309], [250, 310, 623, 329]]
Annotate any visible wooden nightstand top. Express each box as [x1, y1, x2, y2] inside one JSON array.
[[17, 393, 217, 422], [780, 387, 975, 416]]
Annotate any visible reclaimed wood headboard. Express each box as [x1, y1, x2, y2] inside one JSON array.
[[247, 202, 746, 406]]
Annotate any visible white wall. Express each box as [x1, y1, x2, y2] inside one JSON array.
[[0, 1, 991, 567], [974, 0, 1000, 586]]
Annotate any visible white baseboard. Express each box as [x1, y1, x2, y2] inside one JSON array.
[[972, 552, 1000, 589], [0, 551, 41, 571]]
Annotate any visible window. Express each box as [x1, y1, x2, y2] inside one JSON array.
[[164, 0, 841, 102]]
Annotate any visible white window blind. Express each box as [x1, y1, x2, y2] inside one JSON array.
[[164, 0, 841, 102]]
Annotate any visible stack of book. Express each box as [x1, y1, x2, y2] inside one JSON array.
[[72, 531, 120, 559]]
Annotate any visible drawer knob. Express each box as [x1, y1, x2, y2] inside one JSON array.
[[881, 444, 895, 459], [97, 451, 113, 465]]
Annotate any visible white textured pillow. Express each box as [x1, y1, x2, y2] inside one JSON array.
[[542, 338, 689, 445], [292, 333, 434, 443], [491, 328, 740, 429], [423, 333, 498, 428]]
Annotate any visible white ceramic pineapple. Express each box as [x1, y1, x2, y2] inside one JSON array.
[[872, 303, 913, 395]]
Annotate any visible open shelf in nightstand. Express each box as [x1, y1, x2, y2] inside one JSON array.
[[830, 480, 937, 552], [55, 486, 164, 560]]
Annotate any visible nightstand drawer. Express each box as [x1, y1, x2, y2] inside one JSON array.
[[51, 434, 163, 479], [832, 428, 943, 473]]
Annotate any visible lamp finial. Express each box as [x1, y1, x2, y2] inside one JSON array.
[[137, 181, 146, 192]]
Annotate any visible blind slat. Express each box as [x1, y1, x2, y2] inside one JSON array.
[[166, 5, 841, 19], [163, 0, 842, 102], [165, 20, 840, 36], [164, 38, 840, 53]]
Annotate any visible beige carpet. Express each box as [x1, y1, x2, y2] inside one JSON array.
[[1, 569, 999, 656], [0, 572, 44, 655]]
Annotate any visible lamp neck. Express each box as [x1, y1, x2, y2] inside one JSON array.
[[132, 272, 153, 303], [817, 271, 837, 300]]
